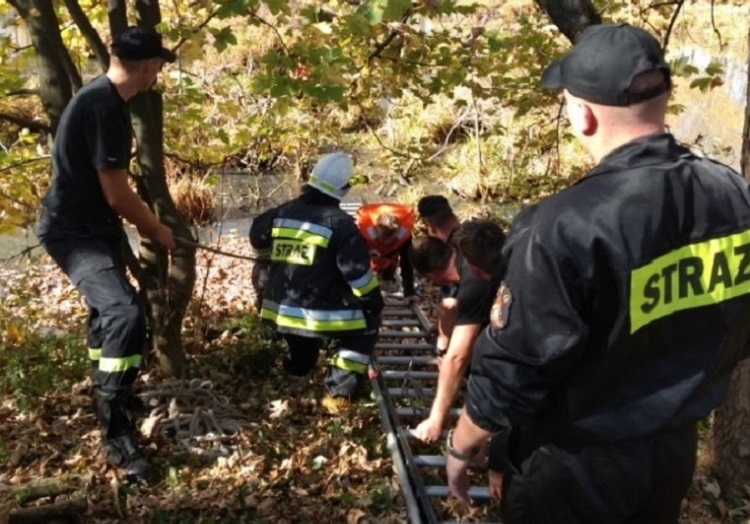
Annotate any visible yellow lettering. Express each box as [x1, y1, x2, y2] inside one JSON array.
[[630, 231, 750, 333]]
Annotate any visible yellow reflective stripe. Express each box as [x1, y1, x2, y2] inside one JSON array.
[[88, 348, 102, 361], [630, 228, 750, 333], [328, 355, 368, 374], [271, 227, 330, 247], [98, 354, 142, 373], [351, 274, 379, 297], [261, 307, 367, 332], [310, 175, 346, 199], [349, 270, 379, 296]]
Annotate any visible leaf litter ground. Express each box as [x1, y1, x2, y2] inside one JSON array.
[[0, 234, 742, 523]]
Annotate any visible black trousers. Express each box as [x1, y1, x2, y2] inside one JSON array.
[[501, 425, 698, 524], [42, 235, 146, 392], [282, 332, 377, 397]]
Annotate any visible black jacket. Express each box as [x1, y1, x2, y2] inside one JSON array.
[[249, 189, 383, 337], [467, 133, 750, 446]]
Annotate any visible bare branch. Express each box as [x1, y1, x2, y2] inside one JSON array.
[[426, 107, 472, 162], [248, 12, 290, 55], [353, 100, 421, 161], [164, 151, 226, 171], [0, 156, 49, 173], [368, 9, 413, 63], [710, 0, 724, 50], [0, 111, 51, 134], [0, 244, 41, 263], [172, 7, 221, 54], [661, 0, 685, 50], [63, 0, 109, 71], [5, 89, 38, 97]]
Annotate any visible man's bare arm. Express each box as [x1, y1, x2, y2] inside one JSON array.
[[98, 169, 175, 249]]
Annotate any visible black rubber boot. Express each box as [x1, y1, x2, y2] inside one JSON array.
[[93, 387, 152, 481], [106, 434, 151, 481]]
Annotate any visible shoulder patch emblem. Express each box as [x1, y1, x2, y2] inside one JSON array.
[[490, 282, 513, 330]]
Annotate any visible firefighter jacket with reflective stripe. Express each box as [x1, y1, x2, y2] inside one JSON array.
[[466, 133, 750, 446], [355, 203, 416, 271], [249, 190, 384, 337]]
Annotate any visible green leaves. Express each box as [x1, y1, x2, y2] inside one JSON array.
[[357, 0, 411, 25], [210, 26, 237, 52]]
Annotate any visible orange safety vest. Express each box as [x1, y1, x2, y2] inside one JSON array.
[[356, 203, 416, 272]]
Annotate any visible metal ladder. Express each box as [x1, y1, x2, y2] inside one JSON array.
[[370, 296, 498, 523], [340, 201, 499, 523]]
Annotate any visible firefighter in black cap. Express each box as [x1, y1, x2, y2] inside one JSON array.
[[37, 26, 176, 480], [446, 23, 750, 522]]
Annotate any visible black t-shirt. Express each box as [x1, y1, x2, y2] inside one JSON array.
[[38, 75, 131, 240], [455, 251, 497, 326]]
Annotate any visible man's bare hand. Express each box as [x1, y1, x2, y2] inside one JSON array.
[[414, 416, 443, 443]]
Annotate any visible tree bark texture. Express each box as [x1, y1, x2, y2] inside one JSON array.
[[705, 360, 750, 497], [12, 0, 195, 378], [534, 0, 601, 43], [7, 0, 79, 132], [63, 0, 110, 72], [741, 22, 750, 181], [706, 22, 750, 497], [128, 0, 196, 379], [131, 88, 196, 379]]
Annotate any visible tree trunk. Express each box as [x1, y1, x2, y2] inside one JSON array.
[[7, 0, 78, 132], [534, 0, 601, 43], [11, 0, 195, 379], [742, 22, 750, 182], [129, 0, 196, 379], [130, 89, 196, 379], [706, 21, 750, 497], [704, 361, 750, 496]]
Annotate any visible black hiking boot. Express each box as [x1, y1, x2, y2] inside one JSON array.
[[94, 387, 153, 481], [104, 433, 152, 481]]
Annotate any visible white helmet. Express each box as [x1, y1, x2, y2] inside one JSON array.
[[307, 153, 354, 200]]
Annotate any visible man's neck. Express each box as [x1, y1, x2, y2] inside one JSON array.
[[106, 68, 138, 102], [591, 124, 666, 162]]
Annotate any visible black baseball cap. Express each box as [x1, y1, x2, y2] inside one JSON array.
[[541, 23, 670, 106], [111, 26, 176, 62], [418, 195, 453, 219]]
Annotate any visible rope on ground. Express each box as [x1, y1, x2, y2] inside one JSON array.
[[137, 379, 257, 458], [176, 237, 259, 261]]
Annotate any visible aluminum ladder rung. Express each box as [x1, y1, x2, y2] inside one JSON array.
[[387, 387, 437, 397], [382, 308, 415, 316], [378, 330, 429, 338], [396, 407, 461, 417], [375, 342, 433, 351], [413, 455, 446, 467], [378, 356, 437, 366], [412, 455, 488, 468], [425, 486, 491, 499], [381, 319, 421, 327], [382, 370, 438, 380]]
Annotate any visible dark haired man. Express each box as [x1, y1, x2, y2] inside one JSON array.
[[455, 218, 507, 281], [417, 195, 461, 245], [416, 195, 463, 362], [446, 23, 750, 522], [408, 236, 497, 443], [37, 26, 176, 480]]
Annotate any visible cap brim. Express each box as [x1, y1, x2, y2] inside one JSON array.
[[159, 47, 177, 62], [541, 59, 563, 89]]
